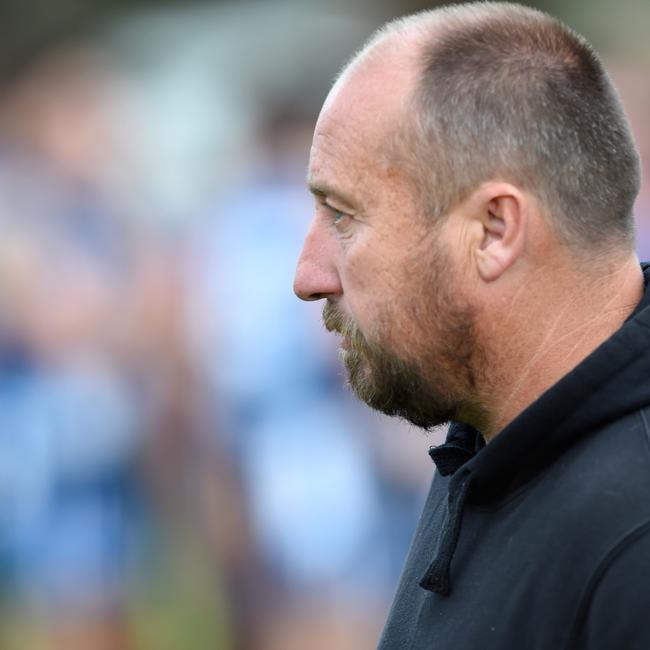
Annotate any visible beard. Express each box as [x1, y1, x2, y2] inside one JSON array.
[[322, 251, 481, 431]]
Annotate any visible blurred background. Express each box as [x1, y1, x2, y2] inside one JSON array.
[[0, 0, 648, 648]]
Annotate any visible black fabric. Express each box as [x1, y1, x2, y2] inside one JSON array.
[[418, 468, 472, 595], [421, 424, 483, 594], [377, 263, 650, 650], [428, 423, 483, 476]]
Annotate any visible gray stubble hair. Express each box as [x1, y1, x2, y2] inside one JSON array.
[[365, 2, 642, 253]]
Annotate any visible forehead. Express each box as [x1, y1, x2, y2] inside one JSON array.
[[308, 42, 418, 203]]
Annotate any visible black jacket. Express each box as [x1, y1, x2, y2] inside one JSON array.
[[378, 263, 650, 650]]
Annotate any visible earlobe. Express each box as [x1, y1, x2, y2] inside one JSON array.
[[474, 187, 526, 283]]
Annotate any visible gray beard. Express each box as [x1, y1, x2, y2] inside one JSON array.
[[322, 298, 480, 431]]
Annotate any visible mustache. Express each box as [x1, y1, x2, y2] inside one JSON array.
[[322, 301, 369, 350], [322, 301, 352, 334]]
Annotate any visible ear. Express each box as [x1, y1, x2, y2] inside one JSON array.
[[471, 183, 527, 282]]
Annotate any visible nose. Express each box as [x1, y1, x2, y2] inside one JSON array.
[[293, 217, 342, 301]]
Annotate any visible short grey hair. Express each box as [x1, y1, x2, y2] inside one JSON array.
[[367, 3, 642, 252]]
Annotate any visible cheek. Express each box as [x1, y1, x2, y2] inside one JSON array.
[[343, 247, 374, 291], [344, 233, 410, 292], [340, 252, 409, 339], [337, 252, 379, 331]]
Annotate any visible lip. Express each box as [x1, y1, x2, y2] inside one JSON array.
[[340, 335, 351, 351]]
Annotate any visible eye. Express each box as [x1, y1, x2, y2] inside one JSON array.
[[328, 205, 353, 231]]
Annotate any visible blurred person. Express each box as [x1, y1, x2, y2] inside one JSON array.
[[294, 3, 650, 649], [0, 41, 238, 650], [187, 107, 394, 650], [0, 45, 148, 650]]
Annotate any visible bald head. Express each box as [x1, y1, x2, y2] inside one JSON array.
[[315, 32, 418, 161], [307, 34, 420, 232]]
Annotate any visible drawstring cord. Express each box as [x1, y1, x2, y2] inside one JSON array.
[[419, 472, 473, 596]]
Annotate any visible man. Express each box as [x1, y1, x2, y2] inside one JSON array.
[[293, 2, 650, 649]]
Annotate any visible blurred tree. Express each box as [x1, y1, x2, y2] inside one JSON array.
[[0, 0, 231, 90], [0, 0, 95, 88]]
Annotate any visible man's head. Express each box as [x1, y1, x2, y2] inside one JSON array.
[[293, 2, 641, 433]]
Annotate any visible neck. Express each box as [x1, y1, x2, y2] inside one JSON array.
[[472, 254, 644, 442]]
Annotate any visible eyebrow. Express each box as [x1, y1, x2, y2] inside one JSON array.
[[307, 179, 357, 207]]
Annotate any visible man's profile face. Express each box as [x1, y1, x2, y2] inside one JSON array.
[[293, 53, 479, 429]]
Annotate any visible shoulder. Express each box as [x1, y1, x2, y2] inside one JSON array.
[[552, 408, 650, 648], [569, 519, 650, 650], [542, 408, 650, 518]]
